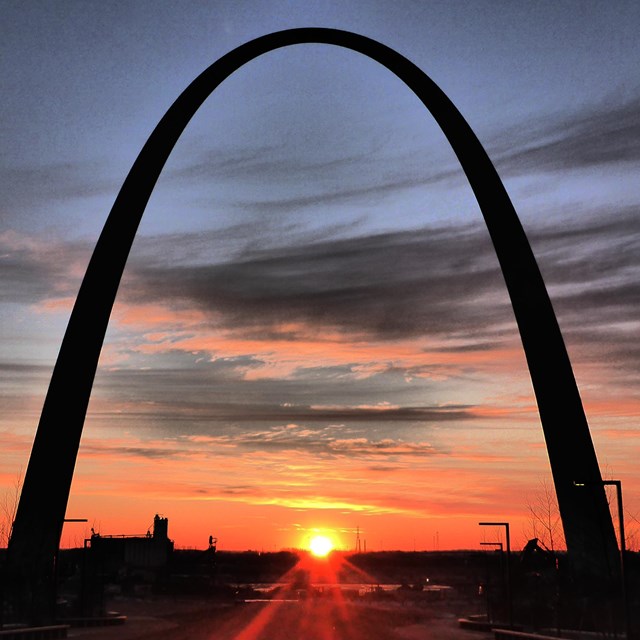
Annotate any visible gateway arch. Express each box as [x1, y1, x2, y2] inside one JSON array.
[[7, 27, 619, 616]]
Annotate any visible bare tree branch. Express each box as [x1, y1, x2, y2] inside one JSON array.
[[523, 477, 565, 552], [0, 469, 23, 548]]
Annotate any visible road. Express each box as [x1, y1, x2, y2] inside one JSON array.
[[66, 595, 486, 640]]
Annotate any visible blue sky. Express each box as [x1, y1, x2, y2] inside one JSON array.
[[2, 1, 640, 551]]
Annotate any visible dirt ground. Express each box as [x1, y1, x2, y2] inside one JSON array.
[[65, 594, 488, 640]]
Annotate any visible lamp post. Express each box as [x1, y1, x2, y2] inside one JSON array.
[[480, 522, 512, 628], [480, 541, 504, 624], [574, 480, 631, 640], [603, 481, 631, 640]]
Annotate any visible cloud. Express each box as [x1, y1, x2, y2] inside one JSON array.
[[328, 437, 437, 455], [168, 143, 379, 185], [68, 430, 476, 518], [0, 161, 116, 222], [163, 132, 464, 216], [83, 395, 476, 442], [124, 224, 511, 341], [524, 208, 640, 375], [5, 201, 638, 390], [490, 95, 640, 174], [217, 426, 444, 458], [119, 208, 639, 364], [229, 172, 454, 215], [165, 92, 640, 218], [0, 362, 52, 378], [0, 230, 89, 303]]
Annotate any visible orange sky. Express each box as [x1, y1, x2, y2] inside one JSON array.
[[1, 267, 639, 554]]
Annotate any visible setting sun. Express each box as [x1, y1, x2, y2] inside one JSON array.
[[309, 535, 334, 557]]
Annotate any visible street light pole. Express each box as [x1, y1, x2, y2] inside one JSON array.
[[480, 522, 512, 629], [603, 481, 631, 640], [574, 480, 631, 640], [480, 542, 504, 624]]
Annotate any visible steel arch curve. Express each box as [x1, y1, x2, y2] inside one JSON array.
[[8, 27, 618, 613]]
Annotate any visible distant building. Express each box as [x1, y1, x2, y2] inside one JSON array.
[[87, 514, 173, 573]]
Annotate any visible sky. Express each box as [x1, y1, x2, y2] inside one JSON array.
[[1, 1, 640, 553]]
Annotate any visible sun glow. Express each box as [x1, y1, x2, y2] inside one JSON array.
[[309, 535, 334, 557]]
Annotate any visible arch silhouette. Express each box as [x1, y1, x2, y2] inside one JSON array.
[[8, 28, 618, 614]]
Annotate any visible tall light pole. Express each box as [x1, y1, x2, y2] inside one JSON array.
[[603, 481, 631, 640], [480, 541, 504, 624], [480, 522, 512, 629], [574, 480, 631, 640]]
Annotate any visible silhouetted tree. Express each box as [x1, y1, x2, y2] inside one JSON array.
[[625, 512, 640, 552], [0, 470, 22, 548], [524, 478, 565, 552], [525, 475, 639, 552]]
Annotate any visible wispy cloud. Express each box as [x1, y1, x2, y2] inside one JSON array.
[[117, 211, 640, 370], [4, 202, 638, 390], [0, 160, 117, 219], [162, 93, 640, 217], [123, 224, 510, 340], [68, 428, 535, 522], [0, 231, 88, 303], [490, 95, 640, 174]]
